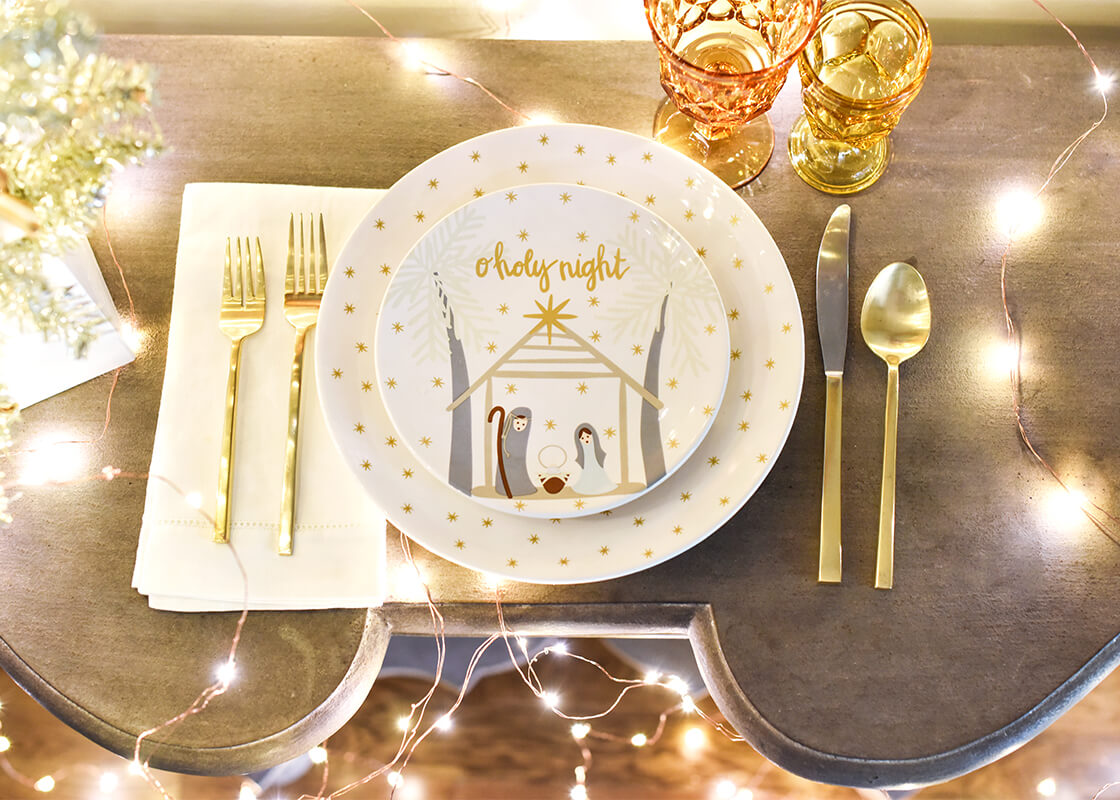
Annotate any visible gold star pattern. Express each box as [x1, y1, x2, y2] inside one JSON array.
[[420, 436, 433, 447], [708, 456, 720, 467], [757, 453, 769, 463], [741, 390, 753, 402], [538, 133, 550, 145], [482, 518, 493, 528], [559, 557, 570, 566], [379, 264, 391, 275], [447, 512, 458, 522], [779, 400, 790, 410], [374, 219, 385, 230], [685, 177, 696, 188], [738, 420, 750, 432], [402, 468, 413, 478], [629, 211, 640, 222], [560, 192, 572, 204], [732, 257, 743, 270], [355, 342, 368, 352], [344, 267, 355, 278], [518, 161, 529, 173], [684, 209, 695, 221], [642, 152, 653, 162], [673, 525, 683, 535], [590, 330, 602, 342], [432, 376, 444, 388], [728, 309, 740, 320], [486, 341, 497, 353], [402, 503, 413, 513], [507, 558, 518, 567], [361, 381, 373, 392], [604, 427, 616, 439], [455, 539, 465, 549], [704, 324, 716, 335], [414, 211, 425, 222], [361, 460, 371, 471], [344, 303, 355, 314], [386, 378, 398, 389], [644, 549, 654, 559], [498, 303, 510, 314], [354, 423, 365, 434], [576, 231, 588, 242], [473, 187, 485, 198], [385, 436, 398, 447], [575, 144, 586, 155], [505, 383, 518, 394], [577, 382, 588, 394], [529, 534, 540, 544], [765, 359, 776, 370], [505, 191, 517, 203], [332, 368, 342, 379], [545, 419, 557, 431], [574, 499, 586, 509], [782, 323, 793, 333], [428, 178, 438, 189], [697, 247, 707, 258], [470, 151, 480, 162], [606, 154, 617, 165], [587, 296, 600, 307], [551, 518, 562, 524], [667, 378, 679, 389], [667, 438, 680, 449], [730, 215, 740, 226], [633, 517, 645, 527], [680, 492, 691, 502], [518, 229, 529, 241], [645, 194, 656, 206], [599, 546, 610, 555], [730, 349, 741, 360], [632, 344, 644, 355], [703, 405, 715, 416], [719, 496, 730, 506], [764, 283, 775, 294]]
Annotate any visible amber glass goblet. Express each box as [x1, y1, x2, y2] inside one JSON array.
[[645, 0, 821, 188], [788, 0, 931, 194]]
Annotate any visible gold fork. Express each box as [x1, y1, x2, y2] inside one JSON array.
[[214, 237, 266, 544], [278, 213, 328, 556]]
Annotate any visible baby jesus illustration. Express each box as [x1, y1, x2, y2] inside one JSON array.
[[571, 424, 617, 496]]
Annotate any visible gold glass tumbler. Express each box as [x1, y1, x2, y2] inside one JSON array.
[[646, 0, 821, 188], [788, 0, 931, 194]]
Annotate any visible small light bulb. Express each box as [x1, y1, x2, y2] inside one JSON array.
[[574, 766, 586, 782], [683, 727, 706, 750], [215, 659, 236, 687], [681, 694, 697, 713], [0, 736, 10, 752], [996, 189, 1043, 238], [643, 669, 662, 684], [120, 321, 143, 352], [735, 790, 754, 800], [542, 691, 561, 709], [34, 776, 55, 793], [392, 564, 428, 601], [435, 714, 453, 732], [19, 434, 86, 486], [527, 111, 559, 125], [238, 782, 258, 800], [666, 675, 690, 696], [570, 723, 591, 740], [569, 786, 588, 800], [396, 715, 411, 732], [1095, 72, 1115, 94], [308, 746, 328, 765], [715, 780, 738, 800], [99, 773, 119, 793], [127, 760, 144, 777], [387, 771, 404, 788], [185, 491, 203, 509], [401, 42, 426, 71], [1037, 778, 1057, 797], [550, 641, 568, 655], [630, 733, 648, 747]]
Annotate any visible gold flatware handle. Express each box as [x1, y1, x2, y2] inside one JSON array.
[[214, 339, 243, 543], [819, 373, 842, 583], [278, 326, 310, 556], [875, 363, 899, 589]]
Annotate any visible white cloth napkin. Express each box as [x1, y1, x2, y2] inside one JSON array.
[[134, 182, 387, 611]]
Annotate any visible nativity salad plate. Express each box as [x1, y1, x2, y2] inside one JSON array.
[[375, 183, 730, 519], [316, 123, 804, 585]]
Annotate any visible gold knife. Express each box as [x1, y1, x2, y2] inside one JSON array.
[[816, 204, 851, 583]]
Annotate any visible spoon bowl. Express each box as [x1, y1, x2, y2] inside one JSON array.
[[860, 262, 931, 589]]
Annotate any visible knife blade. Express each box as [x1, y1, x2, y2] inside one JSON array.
[[817, 203, 850, 584]]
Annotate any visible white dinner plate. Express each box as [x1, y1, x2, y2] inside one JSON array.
[[375, 182, 730, 519], [316, 123, 804, 584]]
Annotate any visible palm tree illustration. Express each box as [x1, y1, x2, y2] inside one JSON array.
[[605, 226, 719, 485], [387, 207, 491, 494]]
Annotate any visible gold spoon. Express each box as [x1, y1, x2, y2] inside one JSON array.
[[860, 263, 931, 589]]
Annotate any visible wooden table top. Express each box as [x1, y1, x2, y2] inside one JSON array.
[[3, 35, 1119, 789]]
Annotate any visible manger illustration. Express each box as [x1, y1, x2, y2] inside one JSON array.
[[375, 183, 730, 517]]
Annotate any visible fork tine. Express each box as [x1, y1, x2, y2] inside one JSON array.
[[236, 237, 246, 308], [253, 236, 265, 300], [285, 213, 296, 295], [223, 238, 233, 300], [299, 212, 307, 294], [307, 212, 316, 294], [316, 213, 328, 293]]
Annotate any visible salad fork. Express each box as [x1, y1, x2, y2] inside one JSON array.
[[278, 213, 328, 556], [214, 237, 266, 544]]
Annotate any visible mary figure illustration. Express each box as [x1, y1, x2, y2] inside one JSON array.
[[497, 406, 536, 497], [571, 424, 617, 496]]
